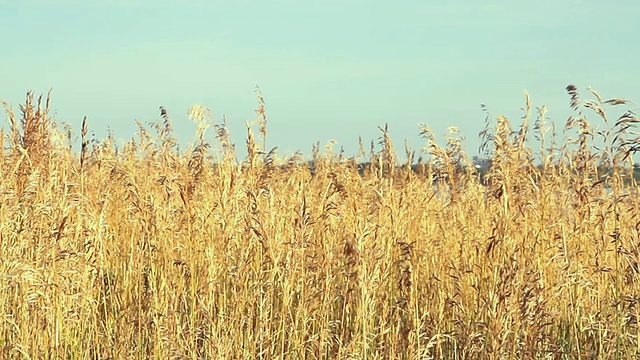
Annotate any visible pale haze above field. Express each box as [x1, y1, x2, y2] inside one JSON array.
[[1, 0, 639, 160]]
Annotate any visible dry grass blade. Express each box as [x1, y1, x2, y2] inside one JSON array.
[[605, 98, 629, 106]]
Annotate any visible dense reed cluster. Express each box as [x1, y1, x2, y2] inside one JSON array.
[[1, 87, 639, 359]]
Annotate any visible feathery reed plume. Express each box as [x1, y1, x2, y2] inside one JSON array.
[[377, 123, 395, 179], [566, 84, 581, 111], [255, 85, 267, 156], [80, 116, 88, 170]]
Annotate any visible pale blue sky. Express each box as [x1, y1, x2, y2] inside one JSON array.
[[1, 0, 639, 160]]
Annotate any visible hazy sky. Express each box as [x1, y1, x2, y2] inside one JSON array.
[[1, 0, 639, 160]]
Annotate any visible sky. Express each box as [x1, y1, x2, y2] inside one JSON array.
[[1, 0, 639, 162]]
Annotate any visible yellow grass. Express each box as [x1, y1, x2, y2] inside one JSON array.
[[1, 88, 639, 359]]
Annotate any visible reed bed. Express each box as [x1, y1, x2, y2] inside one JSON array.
[[1, 87, 639, 359]]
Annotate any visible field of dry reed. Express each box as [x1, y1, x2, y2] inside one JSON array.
[[1, 87, 639, 359]]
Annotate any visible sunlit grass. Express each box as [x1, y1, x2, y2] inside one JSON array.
[[1, 87, 639, 359]]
